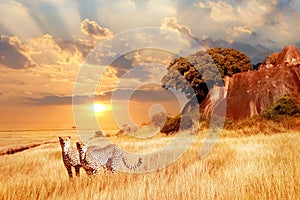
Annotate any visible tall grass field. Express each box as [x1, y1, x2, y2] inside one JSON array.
[[0, 127, 299, 199]]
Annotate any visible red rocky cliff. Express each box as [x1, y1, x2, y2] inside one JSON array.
[[203, 45, 300, 121]]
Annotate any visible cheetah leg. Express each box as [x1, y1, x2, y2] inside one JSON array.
[[85, 169, 93, 180], [66, 166, 73, 178], [103, 165, 110, 176], [111, 157, 121, 174], [75, 165, 80, 177]]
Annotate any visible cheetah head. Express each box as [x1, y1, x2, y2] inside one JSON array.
[[76, 142, 87, 160], [58, 136, 71, 150]]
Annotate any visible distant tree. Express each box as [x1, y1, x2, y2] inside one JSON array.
[[151, 112, 167, 127], [95, 130, 104, 137], [160, 114, 194, 135]]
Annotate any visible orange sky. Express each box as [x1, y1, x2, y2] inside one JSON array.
[[0, 97, 180, 131]]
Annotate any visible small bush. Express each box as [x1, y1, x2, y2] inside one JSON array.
[[161, 115, 181, 135], [262, 96, 300, 121], [95, 130, 104, 137], [160, 114, 194, 135], [151, 112, 167, 127]]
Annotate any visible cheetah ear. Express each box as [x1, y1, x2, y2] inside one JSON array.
[[67, 136, 71, 139]]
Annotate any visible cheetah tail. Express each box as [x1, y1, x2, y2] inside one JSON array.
[[122, 157, 142, 170]]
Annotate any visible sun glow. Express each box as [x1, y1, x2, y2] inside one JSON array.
[[93, 103, 108, 113]]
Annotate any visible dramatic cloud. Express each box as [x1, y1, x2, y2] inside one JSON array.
[[0, 0, 42, 38], [0, 35, 35, 69], [0, 33, 94, 98], [196, 1, 236, 23], [160, 17, 192, 36], [193, 0, 300, 46], [124, 49, 173, 67], [26, 95, 73, 105], [80, 19, 113, 39], [25, 87, 178, 106], [226, 25, 256, 38], [96, 89, 178, 102], [196, 0, 273, 25]]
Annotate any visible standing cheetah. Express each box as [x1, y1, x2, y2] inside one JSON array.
[[58, 136, 81, 178], [76, 142, 142, 176]]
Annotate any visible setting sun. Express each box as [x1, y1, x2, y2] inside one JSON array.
[[93, 103, 108, 113]]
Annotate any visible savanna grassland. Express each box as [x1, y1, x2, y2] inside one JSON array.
[[0, 126, 299, 200]]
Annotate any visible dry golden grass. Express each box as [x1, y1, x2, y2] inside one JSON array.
[[0, 129, 299, 200]]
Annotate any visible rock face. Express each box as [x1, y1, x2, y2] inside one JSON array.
[[259, 45, 300, 69], [202, 45, 300, 121]]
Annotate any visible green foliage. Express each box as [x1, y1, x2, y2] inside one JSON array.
[[162, 47, 252, 102], [161, 57, 208, 100], [262, 96, 300, 121], [160, 115, 181, 135], [160, 114, 193, 135], [207, 47, 252, 77]]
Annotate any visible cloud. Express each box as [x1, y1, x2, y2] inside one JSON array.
[[0, 35, 36, 69], [196, 1, 236, 22], [0, 0, 42, 39], [96, 0, 176, 31], [124, 49, 173, 67], [0, 33, 91, 70], [26, 34, 85, 66], [80, 18, 113, 39], [195, 1, 282, 27], [160, 17, 192, 35], [26, 95, 73, 105], [196, 2, 207, 9], [25, 87, 178, 106], [0, 33, 93, 98], [194, 0, 300, 46], [226, 25, 256, 38], [96, 88, 178, 102]]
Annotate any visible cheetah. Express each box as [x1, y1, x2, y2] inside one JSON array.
[[76, 142, 142, 176], [58, 136, 81, 178]]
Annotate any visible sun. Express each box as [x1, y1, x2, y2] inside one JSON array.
[[93, 103, 108, 113]]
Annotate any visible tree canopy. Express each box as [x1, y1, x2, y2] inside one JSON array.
[[162, 47, 252, 103]]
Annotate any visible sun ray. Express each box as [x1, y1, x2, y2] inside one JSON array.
[[0, 1, 42, 38]]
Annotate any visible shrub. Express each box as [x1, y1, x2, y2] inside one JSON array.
[[160, 114, 194, 135], [161, 115, 180, 135], [262, 96, 300, 121], [151, 112, 167, 127], [95, 130, 104, 137]]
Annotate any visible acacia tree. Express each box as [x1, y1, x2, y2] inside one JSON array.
[[207, 47, 252, 77], [162, 47, 252, 103]]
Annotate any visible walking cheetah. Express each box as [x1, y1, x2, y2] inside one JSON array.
[[76, 142, 142, 176], [58, 136, 81, 178]]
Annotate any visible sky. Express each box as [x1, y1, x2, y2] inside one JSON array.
[[0, 0, 300, 130]]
